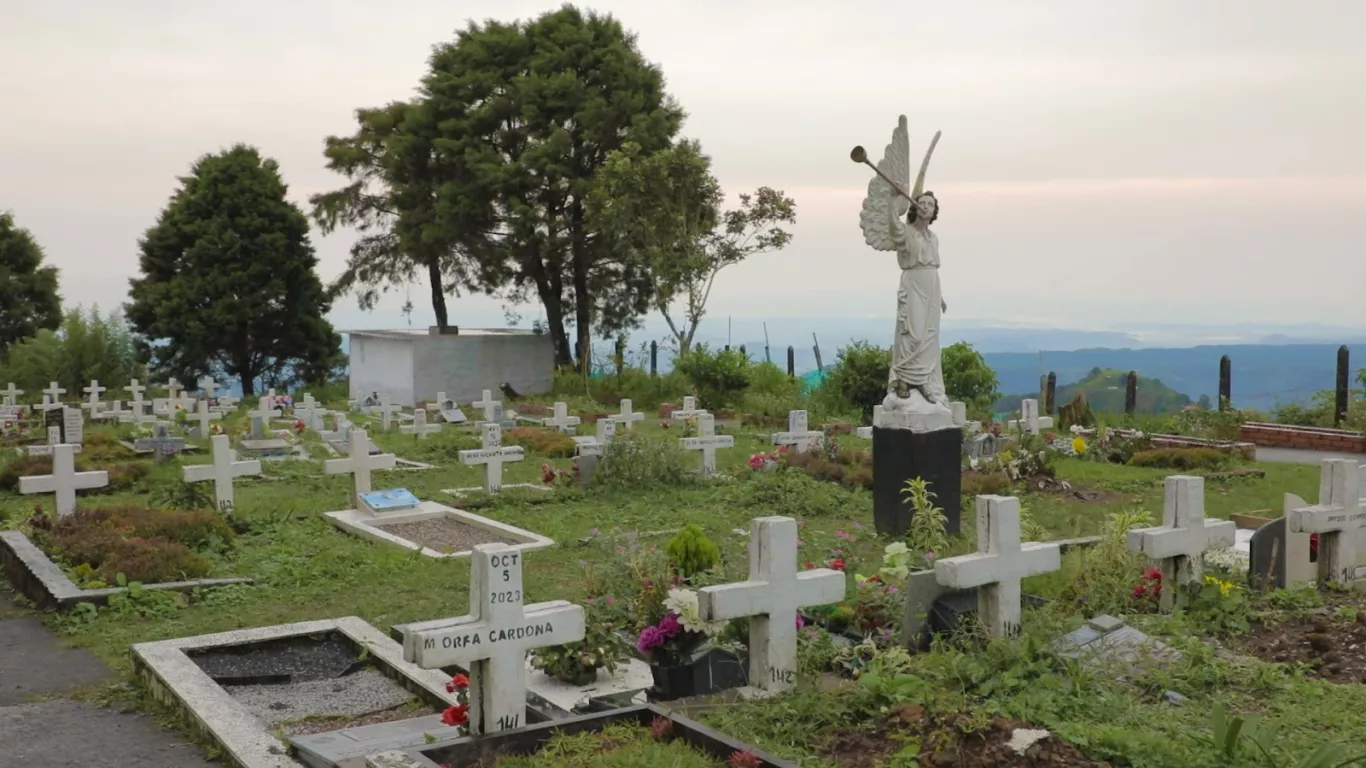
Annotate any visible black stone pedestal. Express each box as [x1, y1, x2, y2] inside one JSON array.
[[873, 425, 962, 536]]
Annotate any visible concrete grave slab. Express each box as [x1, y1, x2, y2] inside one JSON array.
[[1, 530, 252, 611], [132, 617, 462, 768], [325, 501, 553, 560]]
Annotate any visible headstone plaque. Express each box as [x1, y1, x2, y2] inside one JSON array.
[[358, 488, 421, 514]]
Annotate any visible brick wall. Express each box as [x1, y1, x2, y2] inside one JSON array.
[[1238, 422, 1366, 453]]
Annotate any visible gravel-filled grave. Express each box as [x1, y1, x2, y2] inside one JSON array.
[[187, 632, 422, 730], [373, 517, 520, 554]]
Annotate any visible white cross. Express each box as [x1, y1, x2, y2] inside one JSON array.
[[459, 423, 525, 493], [671, 396, 704, 422], [191, 399, 222, 436], [400, 408, 442, 440], [576, 417, 617, 458], [2, 383, 21, 406], [125, 379, 146, 404], [612, 398, 644, 431], [163, 377, 183, 402], [1007, 399, 1055, 434], [42, 381, 66, 404], [1289, 459, 1363, 586], [936, 495, 1062, 638], [681, 412, 733, 477], [698, 517, 845, 694], [542, 402, 581, 434], [1127, 476, 1236, 612], [772, 410, 823, 454], [81, 380, 106, 412], [402, 544, 585, 735], [184, 434, 261, 513], [18, 443, 108, 517], [472, 389, 500, 423], [198, 376, 219, 399], [324, 429, 397, 507], [375, 401, 403, 432], [254, 396, 282, 423]]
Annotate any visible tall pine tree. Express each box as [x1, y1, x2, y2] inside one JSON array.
[[126, 145, 341, 395], [0, 211, 62, 358]]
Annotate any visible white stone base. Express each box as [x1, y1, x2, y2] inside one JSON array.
[[325, 500, 553, 559], [525, 658, 653, 714], [855, 427, 872, 439], [131, 617, 460, 768], [874, 407, 957, 434]]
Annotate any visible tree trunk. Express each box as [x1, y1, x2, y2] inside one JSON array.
[[427, 261, 449, 332], [570, 199, 591, 374], [528, 256, 571, 366]]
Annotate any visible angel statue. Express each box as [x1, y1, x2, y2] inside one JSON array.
[[855, 115, 949, 415]]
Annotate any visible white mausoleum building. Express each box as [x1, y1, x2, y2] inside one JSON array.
[[346, 327, 554, 406]]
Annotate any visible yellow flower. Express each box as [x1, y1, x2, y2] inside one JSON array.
[[1204, 575, 1235, 597], [1071, 437, 1087, 454]]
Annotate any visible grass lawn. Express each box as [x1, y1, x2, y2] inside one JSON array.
[[2, 403, 1362, 767]]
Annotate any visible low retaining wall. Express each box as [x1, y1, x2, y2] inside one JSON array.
[[1078, 429, 1257, 460], [1238, 422, 1366, 453]]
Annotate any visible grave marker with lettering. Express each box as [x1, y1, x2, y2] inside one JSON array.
[[404, 544, 585, 735], [458, 424, 525, 493], [184, 434, 261, 512], [681, 412, 733, 477], [697, 517, 845, 694]]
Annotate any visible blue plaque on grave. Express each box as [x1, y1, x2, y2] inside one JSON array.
[[358, 488, 420, 512]]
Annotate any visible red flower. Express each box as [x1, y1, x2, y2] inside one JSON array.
[[805, 562, 816, 570], [540, 463, 556, 485], [649, 716, 673, 741], [729, 750, 763, 768], [829, 558, 846, 571], [1310, 533, 1320, 557], [660, 421, 671, 429], [445, 673, 469, 693], [441, 703, 469, 727], [1131, 584, 1147, 598], [1142, 566, 1162, 582]]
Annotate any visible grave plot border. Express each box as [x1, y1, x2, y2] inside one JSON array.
[[0, 530, 251, 611], [131, 616, 461, 768], [380, 702, 797, 768], [325, 501, 553, 560], [441, 483, 551, 498]]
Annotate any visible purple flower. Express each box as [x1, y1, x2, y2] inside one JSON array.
[[604, 596, 616, 606], [795, 614, 805, 630], [887, 586, 900, 595], [636, 626, 664, 655], [658, 613, 682, 638], [588, 527, 599, 536]]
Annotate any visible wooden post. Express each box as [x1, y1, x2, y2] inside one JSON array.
[[650, 341, 658, 377], [812, 333, 824, 371], [1218, 355, 1231, 411], [1336, 345, 1350, 427], [739, 344, 746, 357], [614, 338, 625, 378], [1125, 371, 1138, 415], [787, 346, 795, 377], [1045, 372, 1057, 415]]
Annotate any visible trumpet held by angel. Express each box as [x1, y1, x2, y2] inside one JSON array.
[[853, 115, 949, 414]]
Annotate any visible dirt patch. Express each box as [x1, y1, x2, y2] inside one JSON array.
[[375, 517, 520, 554], [1240, 597, 1366, 684], [815, 708, 1109, 767], [1018, 475, 1117, 504]]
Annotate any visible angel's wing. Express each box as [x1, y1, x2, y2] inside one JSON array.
[[858, 115, 911, 252]]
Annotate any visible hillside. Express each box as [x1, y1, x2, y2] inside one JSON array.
[[994, 368, 1193, 415]]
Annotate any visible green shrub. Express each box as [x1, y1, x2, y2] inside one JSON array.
[[783, 447, 873, 490], [725, 467, 864, 518], [746, 361, 802, 399], [0, 454, 147, 493], [673, 344, 750, 410], [1128, 447, 1230, 471], [665, 524, 720, 578], [98, 537, 214, 583], [814, 341, 889, 420], [596, 432, 696, 489]]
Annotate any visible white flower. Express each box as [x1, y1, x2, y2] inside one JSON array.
[[664, 588, 727, 636], [1070, 425, 1085, 434]]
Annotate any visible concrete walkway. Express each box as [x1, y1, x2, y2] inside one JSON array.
[[0, 587, 216, 767], [1255, 447, 1364, 465]]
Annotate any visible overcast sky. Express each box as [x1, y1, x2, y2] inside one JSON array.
[[3, 0, 1364, 336]]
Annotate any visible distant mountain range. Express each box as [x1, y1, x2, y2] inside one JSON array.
[[994, 367, 1193, 415]]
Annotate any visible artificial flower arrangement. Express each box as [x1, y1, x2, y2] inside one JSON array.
[[530, 595, 633, 685], [440, 673, 470, 733], [635, 587, 730, 666]]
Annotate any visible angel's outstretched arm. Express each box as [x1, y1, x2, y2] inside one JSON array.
[[886, 195, 909, 253]]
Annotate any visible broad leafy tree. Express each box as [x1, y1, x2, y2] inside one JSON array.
[[311, 101, 472, 332], [416, 5, 686, 368], [126, 145, 342, 395], [0, 211, 62, 358], [4, 306, 144, 392], [588, 142, 795, 354], [942, 341, 1000, 415]]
